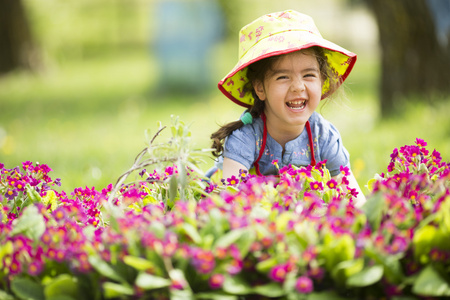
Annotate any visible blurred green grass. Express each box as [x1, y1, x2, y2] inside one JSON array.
[[1, 48, 449, 195]]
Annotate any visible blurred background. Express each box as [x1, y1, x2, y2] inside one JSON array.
[[1, 0, 449, 193]]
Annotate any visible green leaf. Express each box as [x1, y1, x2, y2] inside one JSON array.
[[168, 175, 178, 208], [46, 296, 76, 300], [44, 274, 78, 299], [213, 228, 246, 250], [331, 258, 364, 286], [194, 292, 238, 300], [412, 225, 438, 263], [361, 192, 385, 231], [26, 184, 42, 203], [347, 265, 384, 287], [88, 255, 126, 283], [0, 289, 15, 300], [253, 282, 285, 297], [365, 248, 404, 284], [321, 234, 355, 273], [256, 257, 278, 273], [102, 282, 134, 299], [222, 275, 253, 295], [306, 291, 349, 300], [170, 289, 194, 300], [10, 277, 44, 300], [181, 223, 202, 244], [123, 255, 156, 272], [10, 205, 45, 240], [135, 272, 171, 290], [412, 265, 450, 296]]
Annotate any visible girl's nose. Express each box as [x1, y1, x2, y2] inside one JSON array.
[[290, 77, 306, 93]]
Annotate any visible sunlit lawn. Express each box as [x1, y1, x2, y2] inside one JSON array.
[[1, 49, 449, 194]]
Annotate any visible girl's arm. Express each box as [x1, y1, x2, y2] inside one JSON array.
[[223, 157, 248, 180], [333, 171, 366, 208]]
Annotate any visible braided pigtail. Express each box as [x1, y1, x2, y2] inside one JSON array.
[[210, 56, 276, 157]]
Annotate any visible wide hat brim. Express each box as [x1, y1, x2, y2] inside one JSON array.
[[218, 16, 357, 108]]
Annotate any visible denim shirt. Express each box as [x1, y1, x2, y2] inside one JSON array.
[[217, 112, 350, 177]]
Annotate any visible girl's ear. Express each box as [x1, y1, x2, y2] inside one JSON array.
[[253, 80, 266, 101]]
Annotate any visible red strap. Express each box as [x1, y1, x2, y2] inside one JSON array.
[[254, 115, 316, 176], [305, 121, 316, 166], [254, 113, 267, 176]]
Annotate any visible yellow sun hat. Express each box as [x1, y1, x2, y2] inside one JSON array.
[[218, 10, 357, 108]]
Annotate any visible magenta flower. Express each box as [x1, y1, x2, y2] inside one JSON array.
[[209, 273, 225, 289], [415, 138, 427, 148], [14, 180, 26, 192], [272, 159, 279, 169], [326, 179, 338, 189], [53, 207, 68, 222], [171, 279, 186, 290], [226, 175, 239, 185], [296, 166, 312, 178], [302, 246, 318, 263], [388, 237, 408, 254], [295, 276, 313, 293], [268, 264, 288, 283], [5, 188, 18, 200], [191, 248, 215, 274], [226, 258, 243, 275], [340, 165, 350, 176], [341, 176, 349, 186], [309, 181, 323, 191], [308, 267, 325, 280], [22, 161, 33, 171], [431, 149, 442, 164], [9, 258, 22, 275], [27, 260, 44, 276]]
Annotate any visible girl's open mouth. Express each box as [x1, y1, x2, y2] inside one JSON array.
[[286, 100, 306, 110]]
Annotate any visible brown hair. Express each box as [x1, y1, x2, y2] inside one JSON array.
[[210, 46, 338, 157]]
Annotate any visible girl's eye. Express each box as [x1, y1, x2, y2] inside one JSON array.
[[276, 75, 288, 80], [304, 73, 316, 78]]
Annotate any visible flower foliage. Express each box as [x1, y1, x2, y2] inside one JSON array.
[[0, 121, 449, 299]]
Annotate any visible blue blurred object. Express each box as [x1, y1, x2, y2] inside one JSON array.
[[426, 0, 450, 47], [154, 0, 224, 93]]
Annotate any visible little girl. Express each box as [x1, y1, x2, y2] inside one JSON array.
[[209, 10, 366, 206]]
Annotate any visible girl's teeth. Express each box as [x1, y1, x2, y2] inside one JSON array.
[[287, 100, 306, 109]]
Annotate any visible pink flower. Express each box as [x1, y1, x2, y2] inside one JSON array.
[[209, 273, 225, 289], [171, 279, 186, 290], [226, 175, 239, 185], [5, 188, 18, 200], [272, 159, 279, 169], [326, 179, 338, 189], [340, 165, 350, 176], [191, 248, 215, 274], [295, 276, 313, 293], [268, 264, 288, 282], [309, 181, 323, 191], [308, 267, 325, 280], [226, 258, 243, 275], [415, 138, 427, 147], [388, 236, 408, 254], [28, 260, 44, 276], [9, 258, 22, 275]]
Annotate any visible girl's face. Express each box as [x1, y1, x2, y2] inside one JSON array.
[[254, 50, 322, 135]]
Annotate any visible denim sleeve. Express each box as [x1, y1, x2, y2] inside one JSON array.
[[223, 126, 256, 170], [319, 122, 350, 177]]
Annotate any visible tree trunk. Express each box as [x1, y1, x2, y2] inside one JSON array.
[[0, 0, 39, 75], [367, 0, 450, 116]]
